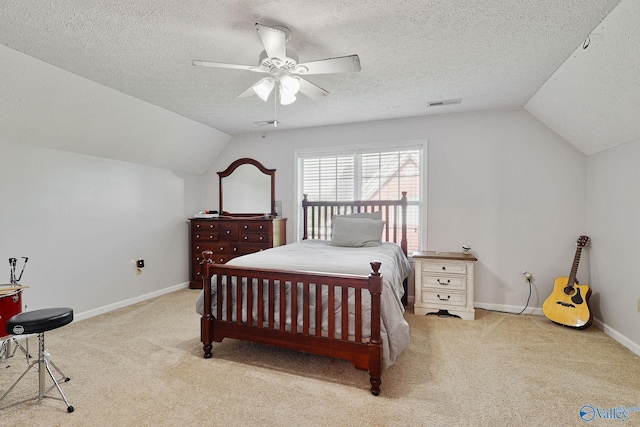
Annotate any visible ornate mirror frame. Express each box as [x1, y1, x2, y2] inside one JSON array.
[[218, 158, 276, 216]]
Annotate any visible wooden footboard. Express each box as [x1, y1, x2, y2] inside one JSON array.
[[200, 251, 384, 395]]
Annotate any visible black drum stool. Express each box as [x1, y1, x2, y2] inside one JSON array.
[[0, 308, 74, 412]]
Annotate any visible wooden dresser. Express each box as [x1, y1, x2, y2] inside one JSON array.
[[188, 217, 286, 289], [413, 251, 477, 320]]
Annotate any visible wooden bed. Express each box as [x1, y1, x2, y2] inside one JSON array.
[[199, 193, 408, 395]]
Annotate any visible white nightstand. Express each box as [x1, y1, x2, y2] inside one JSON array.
[[413, 251, 477, 320]]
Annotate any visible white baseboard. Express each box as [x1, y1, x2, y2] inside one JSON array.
[[592, 317, 640, 357], [73, 282, 190, 322], [473, 302, 640, 358], [474, 302, 543, 316]]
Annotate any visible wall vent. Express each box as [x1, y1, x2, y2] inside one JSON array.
[[428, 98, 461, 107]]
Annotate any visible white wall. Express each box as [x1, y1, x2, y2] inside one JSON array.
[[204, 109, 588, 314], [0, 143, 201, 317], [587, 138, 640, 353], [0, 45, 212, 319]]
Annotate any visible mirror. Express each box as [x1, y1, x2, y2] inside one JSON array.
[[218, 158, 275, 215]]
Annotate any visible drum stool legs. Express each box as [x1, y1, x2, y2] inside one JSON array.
[[0, 308, 74, 412]]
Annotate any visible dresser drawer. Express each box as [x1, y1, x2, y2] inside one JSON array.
[[421, 290, 467, 307], [192, 242, 230, 255], [238, 221, 270, 232], [422, 261, 467, 275], [220, 223, 239, 241], [192, 232, 220, 241], [240, 232, 269, 244], [421, 275, 466, 290], [231, 243, 270, 256], [191, 221, 220, 231]]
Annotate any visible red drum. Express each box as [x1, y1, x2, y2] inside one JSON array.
[[0, 290, 22, 338]]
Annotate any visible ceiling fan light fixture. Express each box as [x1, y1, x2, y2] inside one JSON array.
[[279, 88, 297, 105], [280, 75, 301, 96], [253, 78, 275, 101]]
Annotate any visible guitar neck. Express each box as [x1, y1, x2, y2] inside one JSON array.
[[567, 246, 583, 287]]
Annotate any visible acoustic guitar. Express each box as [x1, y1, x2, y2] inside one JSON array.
[[542, 236, 592, 329]]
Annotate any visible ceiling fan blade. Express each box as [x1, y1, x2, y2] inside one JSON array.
[[294, 55, 361, 75], [238, 86, 257, 98], [298, 78, 329, 101], [192, 60, 265, 72], [255, 23, 286, 60]]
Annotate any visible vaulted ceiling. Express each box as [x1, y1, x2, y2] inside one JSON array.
[[1, 0, 638, 167]]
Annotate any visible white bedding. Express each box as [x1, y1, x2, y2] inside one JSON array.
[[196, 240, 411, 369]]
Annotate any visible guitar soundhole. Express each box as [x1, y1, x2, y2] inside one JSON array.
[[563, 286, 575, 296]]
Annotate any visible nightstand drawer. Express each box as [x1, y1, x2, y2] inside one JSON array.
[[421, 290, 467, 307], [422, 261, 467, 275], [421, 275, 466, 290]]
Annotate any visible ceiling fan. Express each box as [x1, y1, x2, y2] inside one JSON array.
[[192, 23, 361, 105]]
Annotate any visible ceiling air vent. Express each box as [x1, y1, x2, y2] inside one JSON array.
[[428, 98, 461, 107]]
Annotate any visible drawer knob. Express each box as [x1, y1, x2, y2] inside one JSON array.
[[437, 294, 450, 301], [437, 279, 451, 285], [441, 266, 446, 270], [259, 225, 263, 229], [210, 225, 214, 229], [244, 225, 248, 229], [244, 236, 248, 240], [226, 230, 230, 234], [219, 247, 224, 251], [233, 248, 237, 252], [259, 236, 263, 241], [196, 224, 201, 228], [195, 234, 200, 239], [209, 236, 214, 239]]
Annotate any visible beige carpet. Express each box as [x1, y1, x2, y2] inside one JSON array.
[[1, 288, 639, 426]]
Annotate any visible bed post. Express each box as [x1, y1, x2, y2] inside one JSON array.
[[400, 192, 408, 256], [302, 194, 309, 240], [368, 261, 383, 396], [200, 251, 215, 358]]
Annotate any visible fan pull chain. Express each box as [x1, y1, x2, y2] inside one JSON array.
[[273, 85, 278, 127]]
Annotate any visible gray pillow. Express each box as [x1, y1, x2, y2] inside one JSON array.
[[341, 210, 382, 220], [330, 216, 385, 247]]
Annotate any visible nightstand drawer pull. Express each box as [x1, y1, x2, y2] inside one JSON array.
[[442, 266, 446, 270], [437, 279, 450, 285], [437, 294, 450, 301]]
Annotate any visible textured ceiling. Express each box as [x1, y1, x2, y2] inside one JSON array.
[[0, 0, 632, 160], [525, 0, 640, 155]]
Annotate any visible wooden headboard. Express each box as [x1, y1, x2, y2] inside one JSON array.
[[301, 192, 408, 256]]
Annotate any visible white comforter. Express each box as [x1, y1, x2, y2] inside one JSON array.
[[196, 240, 411, 369]]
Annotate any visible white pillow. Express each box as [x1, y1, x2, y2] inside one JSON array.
[[330, 216, 385, 247]]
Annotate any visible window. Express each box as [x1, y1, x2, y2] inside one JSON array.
[[297, 145, 422, 252]]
